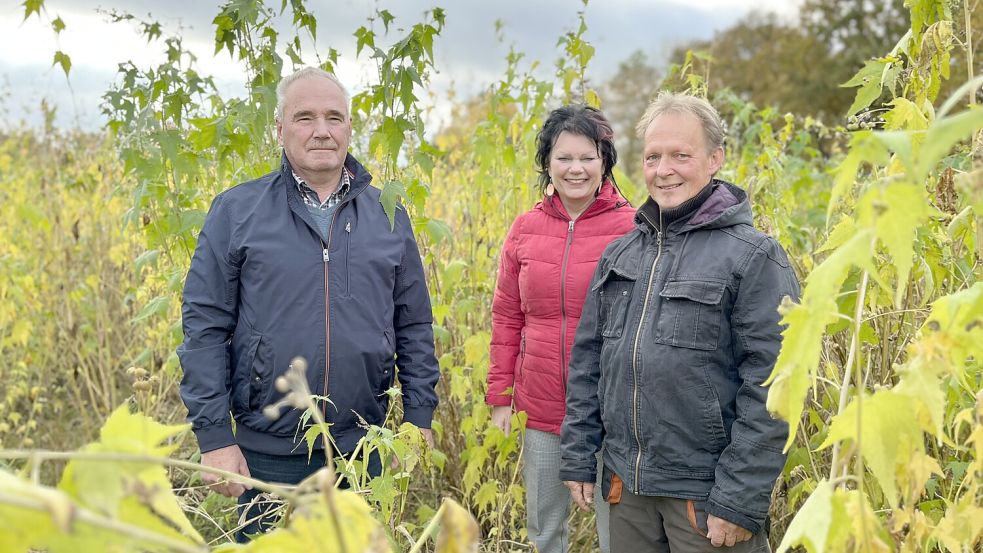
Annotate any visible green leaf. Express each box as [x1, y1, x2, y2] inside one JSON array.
[[379, 180, 406, 230], [585, 89, 601, 108], [776, 480, 849, 553], [131, 295, 170, 323], [820, 390, 930, 507], [882, 97, 928, 131], [857, 182, 933, 306], [52, 51, 71, 77], [423, 218, 452, 245], [917, 106, 983, 180], [842, 60, 887, 115], [50, 16, 65, 33], [933, 494, 983, 553], [827, 132, 888, 221], [767, 231, 875, 448], [21, 0, 42, 21]]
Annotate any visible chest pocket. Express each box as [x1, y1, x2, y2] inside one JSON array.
[[655, 279, 726, 350], [594, 267, 636, 339]]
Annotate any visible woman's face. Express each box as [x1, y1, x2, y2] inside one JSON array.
[[548, 131, 603, 208]]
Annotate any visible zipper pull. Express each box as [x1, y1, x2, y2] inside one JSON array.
[[656, 230, 663, 248], [323, 248, 330, 262], [568, 220, 575, 232], [345, 221, 351, 233]]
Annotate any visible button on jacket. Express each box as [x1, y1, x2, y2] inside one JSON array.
[[486, 180, 635, 434], [559, 181, 800, 533], [178, 154, 439, 456]]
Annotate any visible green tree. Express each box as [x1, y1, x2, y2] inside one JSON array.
[[671, 1, 911, 121], [600, 49, 661, 187]]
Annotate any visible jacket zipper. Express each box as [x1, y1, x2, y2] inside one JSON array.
[[630, 215, 663, 489], [559, 219, 575, 397], [320, 235, 332, 436], [316, 182, 365, 441]]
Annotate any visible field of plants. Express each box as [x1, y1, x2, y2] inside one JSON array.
[[0, 0, 981, 551]]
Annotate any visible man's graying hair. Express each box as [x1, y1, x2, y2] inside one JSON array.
[[275, 67, 351, 121], [634, 92, 725, 152]]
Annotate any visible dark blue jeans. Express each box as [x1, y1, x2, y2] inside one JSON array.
[[235, 447, 383, 543]]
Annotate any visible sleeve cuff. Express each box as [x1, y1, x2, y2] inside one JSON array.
[[558, 468, 596, 483], [485, 393, 512, 406], [193, 422, 236, 453], [403, 405, 435, 429], [706, 496, 763, 535]]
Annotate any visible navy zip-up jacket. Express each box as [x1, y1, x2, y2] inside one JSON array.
[[178, 153, 439, 456]]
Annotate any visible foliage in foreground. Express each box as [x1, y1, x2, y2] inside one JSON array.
[[0, 0, 981, 551]]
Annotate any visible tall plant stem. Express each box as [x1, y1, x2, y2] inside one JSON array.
[[829, 269, 870, 482], [0, 450, 296, 502], [407, 499, 448, 553], [967, 0, 977, 108]]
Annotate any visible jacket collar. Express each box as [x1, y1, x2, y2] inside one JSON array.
[[539, 179, 629, 221], [636, 178, 749, 234], [279, 152, 374, 196]]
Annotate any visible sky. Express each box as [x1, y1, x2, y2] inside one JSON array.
[[0, 0, 801, 131]]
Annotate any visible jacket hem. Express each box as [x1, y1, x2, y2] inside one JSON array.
[[235, 422, 369, 456]]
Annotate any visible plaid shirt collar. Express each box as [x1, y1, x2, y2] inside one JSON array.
[[293, 168, 351, 211]]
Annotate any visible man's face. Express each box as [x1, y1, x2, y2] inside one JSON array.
[[641, 111, 723, 209], [276, 76, 352, 182]]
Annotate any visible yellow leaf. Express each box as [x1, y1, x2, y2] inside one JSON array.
[[820, 390, 930, 507], [244, 489, 390, 552], [933, 495, 983, 553], [436, 498, 480, 553]]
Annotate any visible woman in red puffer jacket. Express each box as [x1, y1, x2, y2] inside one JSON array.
[[486, 105, 636, 553]]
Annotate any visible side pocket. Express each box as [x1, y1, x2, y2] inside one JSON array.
[[686, 499, 709, 537], [379, 327, 396, 395], [593, 268, 636, 339], [246, 333, 273, 411]]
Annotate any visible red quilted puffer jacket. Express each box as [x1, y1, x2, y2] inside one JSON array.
[[486, 180, 636, 434]]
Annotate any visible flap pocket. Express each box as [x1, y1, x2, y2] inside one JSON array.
[[591, 266, 637, 292], [655, 280, 726, 350], [596, 268, 636, 339], [660, 279, 725, 305]]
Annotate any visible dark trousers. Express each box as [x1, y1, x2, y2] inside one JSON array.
[[610, 491, 771, 553], [235, 447, 383, 543]]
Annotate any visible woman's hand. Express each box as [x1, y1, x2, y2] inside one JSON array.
[[490, 405, 513, 434]]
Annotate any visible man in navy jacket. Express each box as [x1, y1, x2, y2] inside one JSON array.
[[177, 67, 439, 540]]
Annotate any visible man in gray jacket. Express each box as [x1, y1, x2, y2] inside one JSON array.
[[560, 92, 799, 551]]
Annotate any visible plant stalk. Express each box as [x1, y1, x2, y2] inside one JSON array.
[[829, 269, 870, 482]]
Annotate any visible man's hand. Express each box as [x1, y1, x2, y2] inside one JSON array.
[[420, 428, 434, 448], [200, 444, 251, 498], [706, 515, 752, 547], [490, 405, 512, 435], [563, 481, 595, 512]]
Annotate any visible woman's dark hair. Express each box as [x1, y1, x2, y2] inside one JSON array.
[[534, 104, 618, 193]]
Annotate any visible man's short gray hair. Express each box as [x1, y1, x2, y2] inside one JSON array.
[[275, 67, 351, 121], [634, 92, 725, 152]]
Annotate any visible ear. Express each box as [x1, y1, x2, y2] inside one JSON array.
[[276, 120, 284, 147], [709, 146, 724, 175]]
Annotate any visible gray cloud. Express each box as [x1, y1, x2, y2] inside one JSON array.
[[2, 0, 794, 130]]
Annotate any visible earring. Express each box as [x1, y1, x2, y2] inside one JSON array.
[[545, 182, 555, 196]]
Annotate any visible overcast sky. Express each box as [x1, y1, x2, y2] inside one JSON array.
[[0, 0, 800, 130]]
